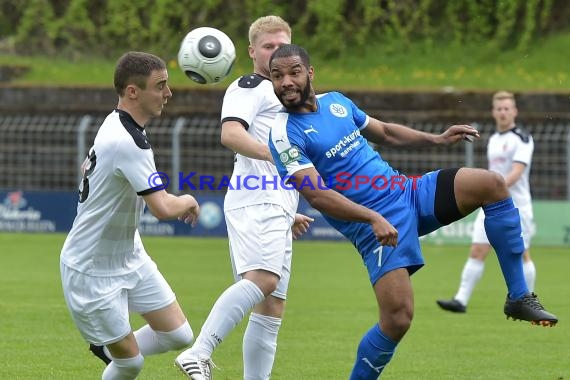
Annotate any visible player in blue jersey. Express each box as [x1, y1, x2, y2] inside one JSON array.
[[267, 44, 558, 379]]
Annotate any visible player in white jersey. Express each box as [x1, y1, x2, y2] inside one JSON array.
[[437, 91, 538, 313], [60, 51, 199, 380], [175, 16, 313, 380]]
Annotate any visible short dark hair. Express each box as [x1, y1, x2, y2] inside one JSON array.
[[114, 51, 166, 96], [269, 44, 310, 69]]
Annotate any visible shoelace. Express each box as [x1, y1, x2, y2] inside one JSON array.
[[200, 358, 218, 378], [523, 293, 545, 310]]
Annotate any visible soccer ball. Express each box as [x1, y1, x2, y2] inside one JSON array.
[[178, 27, 236, 85]]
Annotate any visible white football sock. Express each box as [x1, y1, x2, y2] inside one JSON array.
[[243, 313, 282, 380], [183, 279, 265, 358], [454, 257, 485, 306], [103, 321, 193, 359], [101, 353, 144, 380], [523, 260, 536, 292], [134, 320, 194, 356]]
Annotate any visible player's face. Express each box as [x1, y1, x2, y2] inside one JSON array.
[[138, 69, 172, 119], [249, 31, 290, 77], [270, 55, 314, 112], [492, 99, 517, 131]]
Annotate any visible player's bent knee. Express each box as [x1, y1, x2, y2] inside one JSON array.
[[485, 171, 508, 198], [157, 320, 194, 350], [380, 305, 413, 338], [470, 244, 490, 260], [244, 270, 280, 296], [265, 281, 279, 296]]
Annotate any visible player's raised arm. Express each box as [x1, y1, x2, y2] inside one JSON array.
[[221, 119, 274, 162], [362, 117, 479, 147]]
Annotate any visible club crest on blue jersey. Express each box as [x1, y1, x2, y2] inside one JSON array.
[[330, 103, 348, 117]]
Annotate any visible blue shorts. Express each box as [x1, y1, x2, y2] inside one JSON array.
[[328, 170, 444, 285]]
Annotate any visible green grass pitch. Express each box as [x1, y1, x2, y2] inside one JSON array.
[[0, 232, 568, 379]]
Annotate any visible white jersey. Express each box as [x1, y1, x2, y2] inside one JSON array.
[[60, 109, 160, 276], [221, 73, 298, 217], [487, 126, 533, 209]]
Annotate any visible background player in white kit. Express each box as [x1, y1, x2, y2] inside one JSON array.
[[437, 91, 537, 313], [60, 51, 199, 380], [176, 16, 313, 380]]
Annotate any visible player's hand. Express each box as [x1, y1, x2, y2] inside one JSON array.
[[292, 213, 314, 240], [178, 195, 200, 227], [437, 125, 479, 144], [371, 215, 398, 247]]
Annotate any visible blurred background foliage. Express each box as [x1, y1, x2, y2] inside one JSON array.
[[0, 0, 568, 59], [1, 0, 569, 91]]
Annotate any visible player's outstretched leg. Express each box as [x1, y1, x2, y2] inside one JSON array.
[[175, 279, 265, 379], [483, 198, 557, 326], [504, 292, 557, 326]]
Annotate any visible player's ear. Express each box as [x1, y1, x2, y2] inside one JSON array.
[[126, 84, 138, 99], [308, 65, 314, 81]]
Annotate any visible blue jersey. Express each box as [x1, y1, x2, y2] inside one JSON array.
[[269, 92, 400, 207], [270, 91, 442, 284]]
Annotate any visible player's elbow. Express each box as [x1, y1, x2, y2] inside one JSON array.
[[220, 130, 231, 148], [144, 191, 175, 220], [220, 123, 241, 150]]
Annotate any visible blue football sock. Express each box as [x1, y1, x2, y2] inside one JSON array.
[[349, 324, 397, 380], [483, 198, 528, 299]]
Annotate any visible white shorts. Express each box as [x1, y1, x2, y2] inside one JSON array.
[[60, 259, 176, 345], [225, 204, 294, 300], [471, 206, 535, 249]]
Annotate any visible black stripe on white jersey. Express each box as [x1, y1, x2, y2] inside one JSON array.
[[221, 116, 249, 131], [238, 73, 266, 88], [509, 126, 530, 143], [115, 109, 152, 149]]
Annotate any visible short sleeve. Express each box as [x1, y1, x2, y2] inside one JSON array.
[[221, 77, 267, 127], [336, 92, 369, 130], [513, 135, 534, 166], [269, 113, 314, 180], [114, 139, 160, 194]]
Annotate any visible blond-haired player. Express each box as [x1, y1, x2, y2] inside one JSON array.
[[437, 91, 538, 313], [176, 16, 313, 380]]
